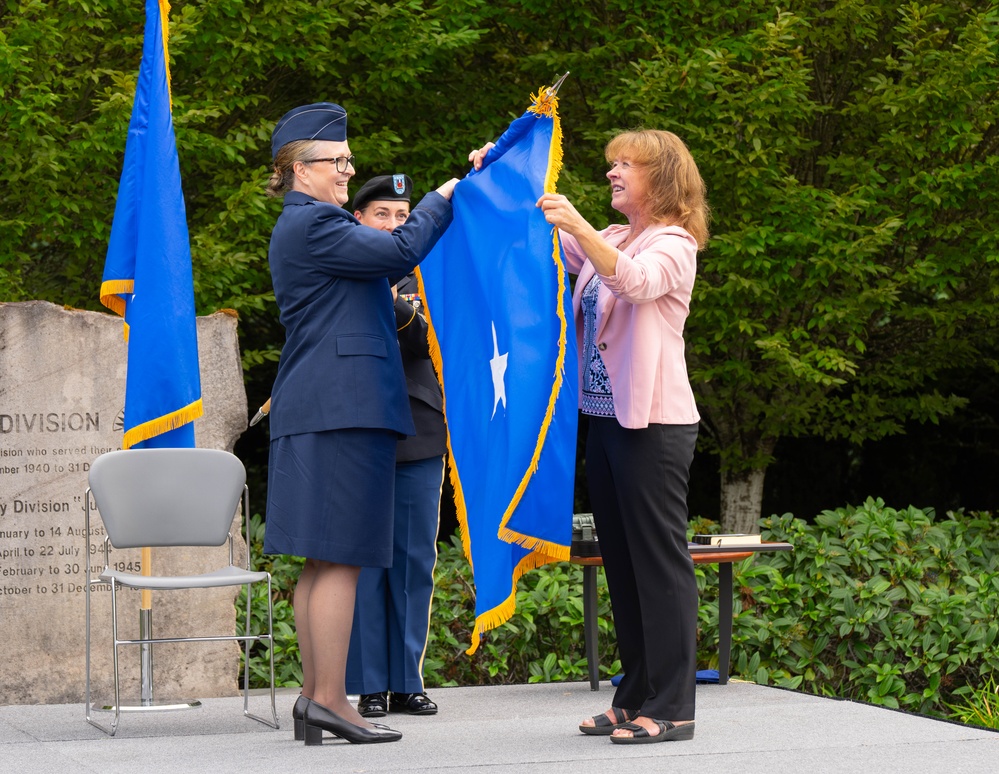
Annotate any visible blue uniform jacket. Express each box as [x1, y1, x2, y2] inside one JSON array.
[[268, 190, 453, 439]]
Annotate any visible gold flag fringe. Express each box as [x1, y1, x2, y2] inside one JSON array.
[[417, 269, 476, 573], [100, 279, 133, 319], [122, 398, 203, 450], [467, 548, 563, 654], [160, 0, 173, 106]]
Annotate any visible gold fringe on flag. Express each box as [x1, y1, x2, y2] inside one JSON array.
[[466, 549, 562, 653], [160, 0, 173, 105], [419, 280, 476, 575], [100, 279, 134, 319], [122, 398, 203, 450]]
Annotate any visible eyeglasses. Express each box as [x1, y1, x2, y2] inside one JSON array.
[[303, 155, 355, 173]]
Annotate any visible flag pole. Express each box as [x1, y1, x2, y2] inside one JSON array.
[[140, 549, 153, 704], [142, 0, 164, 697], [98, 0, 202, 712], [137, 0, 164, 710]]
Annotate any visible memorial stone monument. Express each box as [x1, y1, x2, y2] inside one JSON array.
[[0, 300, 249, 705]]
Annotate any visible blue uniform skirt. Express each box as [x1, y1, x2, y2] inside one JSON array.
[[264, 427, 397, 567]]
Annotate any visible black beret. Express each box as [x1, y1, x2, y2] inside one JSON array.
[[352, 174, 414, 212], [271, 102, 347, 159]]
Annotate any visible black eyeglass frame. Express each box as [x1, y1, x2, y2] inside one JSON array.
[[303, 155, 355, 173]]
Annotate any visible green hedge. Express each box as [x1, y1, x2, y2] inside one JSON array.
[[239, 522, 622, 688], [726, 499, 999, 717], [240, 499, 999, 721], [423, 535, 621, 687]]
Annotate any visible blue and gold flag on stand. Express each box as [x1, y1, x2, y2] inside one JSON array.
[[418, 82, 577, 653], [100, 0, 202, 450]]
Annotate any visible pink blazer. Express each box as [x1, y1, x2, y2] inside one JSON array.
[[560, 223, 700, 429]]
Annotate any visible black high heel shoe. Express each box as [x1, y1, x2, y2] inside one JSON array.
[[303, 700, 402, 745], [292, 695, 311, 741]]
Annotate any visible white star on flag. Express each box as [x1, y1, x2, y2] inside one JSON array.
[[490, 321, 508, 419]]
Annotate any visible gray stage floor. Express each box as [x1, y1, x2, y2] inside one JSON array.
[[2, 680, 997, 773]]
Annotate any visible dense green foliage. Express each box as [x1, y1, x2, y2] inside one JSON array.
[[667, 3, 999, 528], [239, 516, 623, 688], [725, 501, 999, 717], [3, 1, 998, 528], [241, 501, 999, 724]]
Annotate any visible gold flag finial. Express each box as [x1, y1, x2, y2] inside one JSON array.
[[528, 71, 570, 118]]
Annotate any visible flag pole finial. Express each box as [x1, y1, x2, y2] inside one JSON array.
[[528, 72, 569, 118], [547, 71, 570, 98]]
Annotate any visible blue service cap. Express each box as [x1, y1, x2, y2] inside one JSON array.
[[271, 102, 347, 159], [352, 174, 413, 212]]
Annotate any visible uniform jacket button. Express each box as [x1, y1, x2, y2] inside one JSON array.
[[597, 342, 607, 351]]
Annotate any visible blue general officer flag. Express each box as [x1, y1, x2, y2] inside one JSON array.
[[418, 83, 577, 653], [100, 0, 202, 450]]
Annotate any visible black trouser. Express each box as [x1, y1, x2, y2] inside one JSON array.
[[586, 417, 699, 720]]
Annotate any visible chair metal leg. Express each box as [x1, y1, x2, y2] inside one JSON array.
[[242, 583, 251, 715], [84, 492, 114, 735], [582, 565, 600, 691], [84, 574, 103, 733], [85, 580, 122, 736], [265, 578, 278, 727], [110, 582, 122, 735], [239, 485, 277, 729], [242, 576, 279, 729]]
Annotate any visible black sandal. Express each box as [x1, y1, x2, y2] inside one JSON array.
[[579, 707, 638, 736], [609, 719, 695, 744]]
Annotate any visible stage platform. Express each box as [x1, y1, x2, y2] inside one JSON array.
[[2, 680, 996, 773]]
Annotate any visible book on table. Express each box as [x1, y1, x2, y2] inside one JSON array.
[[692, 533, 763, 547]]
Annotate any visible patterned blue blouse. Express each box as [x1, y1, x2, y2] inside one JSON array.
[[580, 274, 616, 418]]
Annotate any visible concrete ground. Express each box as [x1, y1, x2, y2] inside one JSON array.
[[2, 680, 997, 773]]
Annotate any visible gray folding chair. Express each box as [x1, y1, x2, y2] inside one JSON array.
[[84, 448, 278, 736]]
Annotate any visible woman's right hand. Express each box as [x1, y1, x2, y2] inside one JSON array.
[[538, 193, 620, 276], [537, 193, 590, 237], [436, 178, 460, 200]]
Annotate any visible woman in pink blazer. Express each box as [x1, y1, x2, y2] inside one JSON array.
[[536, 130, 708, 744]]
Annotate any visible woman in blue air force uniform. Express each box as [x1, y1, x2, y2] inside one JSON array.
[[263, 102, 458, 746]]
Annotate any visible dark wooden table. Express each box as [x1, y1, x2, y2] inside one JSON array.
[[569, 541, 794, 690]]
